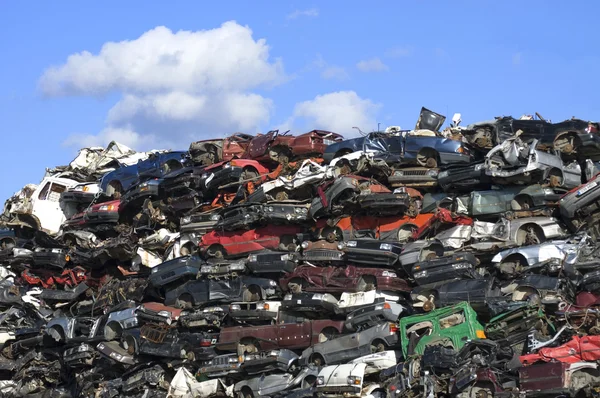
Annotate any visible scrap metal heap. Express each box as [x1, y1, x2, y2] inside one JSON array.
[[2, 108, 600, 397]]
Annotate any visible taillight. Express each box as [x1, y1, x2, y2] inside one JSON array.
[[200, 340, 213, 347], [383, 302, 391, 310], [389, 323, 399, 334]]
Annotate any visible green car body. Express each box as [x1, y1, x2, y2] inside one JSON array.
[[399, 302, 486, 358]]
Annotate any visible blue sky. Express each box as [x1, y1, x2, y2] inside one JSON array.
[[1, 1, 599, 201]]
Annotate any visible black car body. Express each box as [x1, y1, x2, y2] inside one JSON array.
[[148, 256, 203, 287], [437, 162, 491, 192], [411, 278, 501, 316], [356, 191, 414, 217], [164, 276, 279, 308], [32, 247, 68, 269], [122, 327, 218, 360], [410, 252, 479, 286], [119, 179, 162, 210], [281, 292, 338, 314], [342, 239, 403, 268], [217, 203, 264, 230], [229, 301, 280, 323], [262, 201, 311, 224], [246, 251, 298, 274], [344, 299, 406, 331]]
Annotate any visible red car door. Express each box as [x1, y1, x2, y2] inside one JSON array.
[[246, 131, 277, 159]]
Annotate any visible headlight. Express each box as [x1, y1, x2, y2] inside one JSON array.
[[337, 242, 345, 250], [394, 170, 404, 177], [380, 243, 392, 251], [99, 204, 116, 211], [347, 376, 361, 385], [374, 304, 384, 310], [312, 294, 324, 300], [51, 248, 62, 254], [151, 267, 159, 274], [157, 310, 170, 318], [230, 304, 241, 311], [280, 254, 292, 261], [346, 241, 357, 247], [99, 205, 108, 211], [203, 306, 222, 313], [228, 357, 238, 363], [474, 164, 484, 171], [426, 169, 438, 177], [301, 241, 309, 249], [248, 254, 258, 263], [200, 266, 212, 273], [210, 214, 220, 221], [438, 171, 448, 178], [302, 208, 308, 214], [181, 216, 191, 224], [223, 163, 232, 169], [269, 280, 277, 286], [284, 294, 292, 300], [295, 207, 301, 213], [381, 270, 397, 278], [230, 262, 245, 271], [267, 206, 274, 212], [452, 262, 471, 270], [414, 270, 428, 278], [317, 376, 324, 385]]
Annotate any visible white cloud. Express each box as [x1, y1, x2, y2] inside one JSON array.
[[356, 58, 389, 72], [289, 91, 381, 135], [312, 54, 348, 80], [62, 126, 147, 149], [385, 46, 411, 58], [321, 66, 349, 80], [40, 22, 285, 149], [286, 8, 319, 20]]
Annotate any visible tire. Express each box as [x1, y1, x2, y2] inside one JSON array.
[[302, 375, 317, 389], [176, 293, 194, 309], [370, 339, 386, 353], [417, 149, 438, 168], [123, 335, 137, 355], [162, 160, 182, 174], [318, 327, 339, 343], [240, 387, 254, 398], [511, 195, 534, 211], [279, 235, 297, 251]]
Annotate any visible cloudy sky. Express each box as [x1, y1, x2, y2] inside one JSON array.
[[1, 1, 600, 200]]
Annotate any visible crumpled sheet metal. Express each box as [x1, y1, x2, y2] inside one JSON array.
[[521, 335, 600, 365]]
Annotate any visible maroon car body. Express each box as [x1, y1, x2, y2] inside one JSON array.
[[244, 130, 343, 163], [217, 319, 345, 352], [189, 133, 254, 165], [279, 265, 411, 294]]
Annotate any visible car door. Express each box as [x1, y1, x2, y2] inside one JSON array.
[[246, 131, 277, 159], [325, 331, 362, 364], [276, 319, 311, 349], [32, 181, 68, 234], [209, 278, 242, 302]]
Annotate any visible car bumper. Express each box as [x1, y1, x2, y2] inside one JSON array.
[[345, 308, 397, 330], [344, 247, 399, 267], [84, 211, 120, 224], [61, 191, 97, 204], [281, 298, 338, 313], [439, 152, 472, 164], [375, 277, 411, 293], [301, 249, 345, 263], [230, 309, 278, 321], [122, 184, 160, 205], [247, 259, 297, 274], [413, 267, 477, 286]]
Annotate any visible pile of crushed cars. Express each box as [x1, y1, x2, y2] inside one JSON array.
[[3, 108, 600, 397]]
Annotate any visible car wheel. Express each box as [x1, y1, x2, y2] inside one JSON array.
[[547, 169, 563, 188], [370, 339, 386, 353], [240, 387, 254, 398], [238, 340, 259, 355], [322, 227, 343, 243], [417, 149, 438, 168]]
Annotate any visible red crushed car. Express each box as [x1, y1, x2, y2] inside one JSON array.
[[244, 129, 343, 163], [63, 200, 121, 230], [189, 133, 254, 165], [279, 265, 411, 294], [200, 225, 306, 259], [21, 266, 87, 289]]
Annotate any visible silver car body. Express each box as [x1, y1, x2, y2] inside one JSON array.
[[485, 138, 581, 189], [234, 366, 318, 397], [492, 241, 575, 267], [337, 290, 401, 310], [317, 363, 383, 398], [492, 217, 568, 244], [349, 350, 401, 374], [104, 307, 139, 338]]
